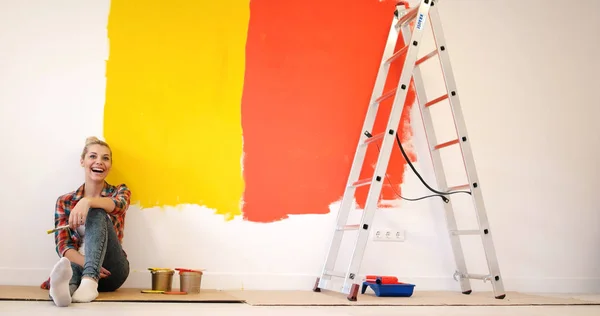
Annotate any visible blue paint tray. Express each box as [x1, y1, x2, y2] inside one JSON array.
[[361, 281, 415, 297]]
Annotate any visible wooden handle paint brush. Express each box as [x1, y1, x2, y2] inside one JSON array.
[[46, 225, 69, 234]]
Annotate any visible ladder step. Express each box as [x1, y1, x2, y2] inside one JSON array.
[[362, 131, 385, 145], [454, 271, 495, 282], [416, 49, 438, 66], [450, 230, 480, 236], [425, 94, 449, 107], [397, 4, 421, 27], [351, 178, 374, 188], [324, 270, 346, 278], [337, 224, 360, 231], [385, 45, 409, 65], [374, 88, 398, 104], [434, 138, 459, 150], [448, 184, 470, 191], [465, 274, 493, 281]]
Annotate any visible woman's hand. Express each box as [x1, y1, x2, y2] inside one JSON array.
[[69, 198, 90, 229], [100, 267, 111, 278]]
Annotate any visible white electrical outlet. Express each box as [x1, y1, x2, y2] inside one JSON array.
[[373, 230, 384, 241], [373, 229, 405, 242], [394, 229, 405, 242]]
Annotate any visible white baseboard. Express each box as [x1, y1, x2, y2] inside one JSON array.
[[1, 268, 599, 294]]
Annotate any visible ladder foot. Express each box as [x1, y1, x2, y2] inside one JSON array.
[[347, 284, 359, 301], [495, 294, 506, 300], [313, 278, 321, 292], [462, 290, 472, 295]]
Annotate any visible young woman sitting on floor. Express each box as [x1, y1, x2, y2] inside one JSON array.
[[43, 136, 132, 307]]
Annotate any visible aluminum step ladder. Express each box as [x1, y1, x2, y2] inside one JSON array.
[[313, 0, 506, 301]]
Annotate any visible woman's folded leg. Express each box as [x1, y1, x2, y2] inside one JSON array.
[[72, 208, 129, 302]]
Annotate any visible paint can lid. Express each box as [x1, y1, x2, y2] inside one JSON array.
[[148, 267, 174, 273], [175, 268, 204, 274], [141, 290, 165, 294]]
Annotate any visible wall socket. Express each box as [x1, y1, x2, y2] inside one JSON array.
[[373, 229, 405, 242]]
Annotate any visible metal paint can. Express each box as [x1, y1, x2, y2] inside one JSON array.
[[151, 269, 175, 292], [179, 271, 203, 294]]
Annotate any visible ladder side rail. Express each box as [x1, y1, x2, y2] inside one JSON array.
[[427, 5, 506, 298], [316, 13, 403, 290], [342, 0, 436, 295], [409, 27, 473, 295]]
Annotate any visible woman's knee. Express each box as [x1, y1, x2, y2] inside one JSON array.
[[87, 208, 107, 218], [86, 208, 108, 226]]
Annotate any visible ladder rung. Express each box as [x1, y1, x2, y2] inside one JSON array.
[[337, 224, 360, 231], [351, 178, 372, 188], [385, 45, 409, 65], [451, 230, 480, 236], [434, 138, 459, 150], [425, 94, 449, 107], [416, 50, 438, 66], [324, 270, 346, 278], [375, 88, 397, 104], [465, 274, 493, 281], [397, 4, 421, 27], [448, 184, 470, 191], [363, 132, 385, 145]]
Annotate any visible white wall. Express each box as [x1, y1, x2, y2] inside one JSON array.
[[1, 0, 599, 294]]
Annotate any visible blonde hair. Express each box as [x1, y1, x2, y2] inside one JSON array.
[[81, 136, 112, 160]]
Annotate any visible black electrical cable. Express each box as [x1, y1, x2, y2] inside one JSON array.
[[364, 130, 471, 204], [374, 142, 450, 203], [383, 170, 448, 202], [394, 132, 472, 199]]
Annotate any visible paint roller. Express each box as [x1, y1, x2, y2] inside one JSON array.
[[365, 275, 399, 284]]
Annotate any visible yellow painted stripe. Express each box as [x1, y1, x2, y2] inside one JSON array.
[[103, 0, 249, 219]]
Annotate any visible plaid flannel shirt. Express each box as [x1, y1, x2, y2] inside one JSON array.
[[54, 181, 131, 257]]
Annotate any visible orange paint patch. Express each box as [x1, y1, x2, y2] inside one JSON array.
[[240, 0, 417, 222]]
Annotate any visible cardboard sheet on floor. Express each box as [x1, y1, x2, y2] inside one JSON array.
[[225, 290, 600, 306], [2, 286, 598, 306], [0, 286, 243, 303]]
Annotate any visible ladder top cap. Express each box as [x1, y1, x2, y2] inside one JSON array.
[[396, 1, 410, 9]]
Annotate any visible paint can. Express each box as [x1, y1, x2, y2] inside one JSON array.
[[179, 271, 203, 294], [151, 269, 175, 292]]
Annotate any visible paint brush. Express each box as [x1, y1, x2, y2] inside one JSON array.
[[47, 225, 69, 234]]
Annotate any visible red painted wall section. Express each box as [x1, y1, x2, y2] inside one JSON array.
[[241, 0, 418, 222]]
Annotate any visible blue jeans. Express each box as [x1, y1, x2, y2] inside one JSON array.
[[68, 208, 130, 294]]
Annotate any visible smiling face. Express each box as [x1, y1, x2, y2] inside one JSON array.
[[80, 144, 112, 183]]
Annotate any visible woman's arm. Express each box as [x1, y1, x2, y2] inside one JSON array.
[[82, 197, 117, 213], [54, 197, 76, 257], [63, 249, 85, 267], [81, 184, 131, 215], [63, 249, 111, 278]]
